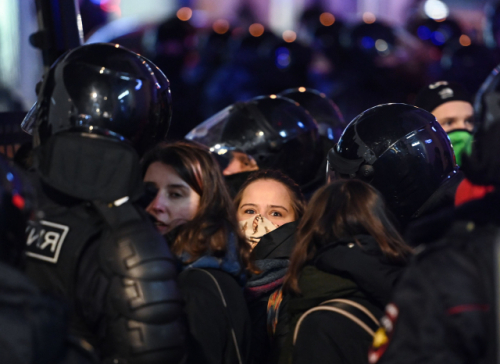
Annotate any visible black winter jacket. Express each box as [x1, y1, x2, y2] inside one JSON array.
[[179, 268, 252, 364], [280, 235, 408, 364], [372, 193, 499, 364]]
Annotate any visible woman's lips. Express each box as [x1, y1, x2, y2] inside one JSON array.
[[153, 218, 189, 234], [154, 221, 169, 234]]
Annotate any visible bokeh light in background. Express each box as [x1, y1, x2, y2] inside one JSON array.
[[424, 0, 449, 21], [275, 47, 291, 69], [459, 34, 471, 46], [249, 23, 265, 37], [361, 36, 375, 49], [90, 0, 122, 16], [213, 19, 229, 34], [363, 12, 376, 24], [319, 12, 336, 27], [283, 30, 297, 43], [375, 39, 388, 52], [177, 7, 193, 21]]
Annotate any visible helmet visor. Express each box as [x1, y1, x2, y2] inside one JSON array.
[[185, 103, 276, 154], [21, 102, 38, 135]]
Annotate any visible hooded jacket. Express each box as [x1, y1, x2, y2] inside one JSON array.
[[280, 235, 408, 364]]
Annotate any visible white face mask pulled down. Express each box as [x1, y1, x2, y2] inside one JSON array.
[[239, 214, 279, 251]]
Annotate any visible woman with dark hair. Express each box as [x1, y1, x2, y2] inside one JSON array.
[[234, 169, 306, 364], [279, 179, 412, 364], [142, 141, 253, 364]]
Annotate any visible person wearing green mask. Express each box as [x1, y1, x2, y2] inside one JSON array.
[[414, 81, 474, 166]]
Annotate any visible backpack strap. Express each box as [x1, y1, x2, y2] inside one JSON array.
[[191, 268, 243, 364], [293, 299, 380, 345]]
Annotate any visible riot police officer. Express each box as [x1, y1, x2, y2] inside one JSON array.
[[278, 87, 346, 145], [22, 43, 185, 363], [327, 103, 460, 230], [369, 66, 500, 364], [0, 154, 97, 363], [186, 95, 324, 197]]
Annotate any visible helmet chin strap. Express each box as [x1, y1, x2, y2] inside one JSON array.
[[34, 133, 143, 203]]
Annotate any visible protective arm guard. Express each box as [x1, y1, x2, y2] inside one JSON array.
[[95, 202, 186, 364]]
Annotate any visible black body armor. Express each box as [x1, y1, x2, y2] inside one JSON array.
[[25, 176, 185, 363], [24, 43, 184, 364]]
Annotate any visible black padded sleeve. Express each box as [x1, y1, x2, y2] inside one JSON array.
[[76, 203, 186, 364]]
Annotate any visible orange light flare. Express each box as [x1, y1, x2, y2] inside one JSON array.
[[213, 19, 230, 35], [283, 30, 297, 43], [177, 7, 193, 21], [459, 34, 471, 47], [249, 23, 265, 37], [100, 0, 122, 17], [363, 12, 376, 24], [320, 12, 335, 26]]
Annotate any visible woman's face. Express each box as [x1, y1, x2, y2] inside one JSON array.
[[237, 179, 296, 226], [144, 162, 200, 235]]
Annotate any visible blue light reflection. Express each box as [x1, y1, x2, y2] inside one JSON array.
[[417, 26, 432, 40], [361, 36, 375, 49]]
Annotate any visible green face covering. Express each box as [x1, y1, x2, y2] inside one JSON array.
[[448, 129, 474, 166]]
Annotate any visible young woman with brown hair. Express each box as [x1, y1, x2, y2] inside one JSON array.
[[234, 169, 305, 364], [279, 179, 412, 364], [142, 141, 253, 364], [234, 169, 305, 251]]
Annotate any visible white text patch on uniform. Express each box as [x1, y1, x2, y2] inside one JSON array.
[[25, 220, 69, 264]]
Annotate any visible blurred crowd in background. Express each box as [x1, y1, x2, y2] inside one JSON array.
[[2, 0, 500, 139]]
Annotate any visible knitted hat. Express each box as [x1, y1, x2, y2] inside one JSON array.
[[414, 81, 472, 113]]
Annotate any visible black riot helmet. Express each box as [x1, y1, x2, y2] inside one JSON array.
[[484, 1, 500, 49], [279, 87, 346, 142], [327, 103, 457, 226], [186, 95, 322, 186], [0, 155, 34, 268], [460, 63, 500, 186], [347, 21, 396, 66], [23, 42, 172, 156], [474, 64, 500, 132], [22, 43, 172, 203]]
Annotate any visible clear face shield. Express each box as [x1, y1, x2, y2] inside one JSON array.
[[185, 105, 264, 175], [185, 105, 233, 148], [325, 146, 365, 183], [20, 102, 38, 136]]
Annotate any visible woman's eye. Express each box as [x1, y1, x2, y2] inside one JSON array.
[[169, 192, 183, 198], [244, 209, 256, 214], [144, 182, 159, 196], [270, 211, 283, 217]]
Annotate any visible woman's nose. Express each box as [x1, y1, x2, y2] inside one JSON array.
[[147, 191, 167, 214]]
